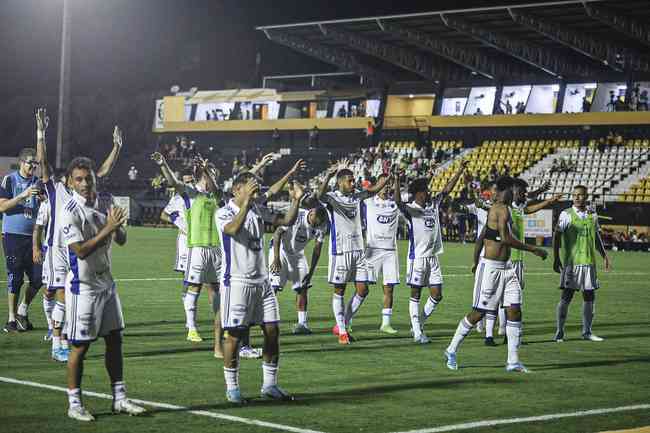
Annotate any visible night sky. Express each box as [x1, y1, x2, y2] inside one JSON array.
[[0, 0, 567, 97]]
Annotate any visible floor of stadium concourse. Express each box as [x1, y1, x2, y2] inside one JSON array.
[[1, 227, 649, 433]]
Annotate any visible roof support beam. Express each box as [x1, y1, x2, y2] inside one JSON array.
[[509, 9, 649, 73], [379, 20, 533, 80], [440, 14, 594, 78], [584, 4, 650, 48], [319, 25, 467, 82], [265, 31, 391, 87]]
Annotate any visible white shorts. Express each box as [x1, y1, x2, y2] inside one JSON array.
[[366, 248, 399, 286], [407, 256, 443, 287], [269, 250, 309, 292], [220, 280, 280, 329], [472, 258, 522, 312], [175, 233, 189, 272], [43, 245, 68, 290], [511, 260, 525, 290], [328, 250, 369, 285], [65, 283, 124, 343], [560, 265, 599, 291], [185, 246, 221, 285]]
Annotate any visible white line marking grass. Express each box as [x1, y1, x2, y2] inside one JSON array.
[[0, 376, 325, 433], [391, 404, 650, 433]]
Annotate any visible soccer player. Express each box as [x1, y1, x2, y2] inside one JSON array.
[[61, 157, 145, 421], [363, 170, 401, 334], [152, 152, 221, 345], [397, 161, 468, 344], [1, 147, 43, 333], [217, 171, 305, 403], [443, 176, 547, 373], [553, 185, 610, 342], [314, 160, 391, 344], [481, 178, 559, 346], [269, 198, 328, 334], [160, 168, 194, 277], [35, 108, 122, 360]]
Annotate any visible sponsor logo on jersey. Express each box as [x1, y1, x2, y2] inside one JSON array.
[[424, 218, 436, 228], [344, 209, 357, 219], [376, 214, 395, 224]]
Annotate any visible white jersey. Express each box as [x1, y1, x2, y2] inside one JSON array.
[[217, 199, 277, 286], [43, 180, 73, 249], [467, 203, 488, 235], [36, 201, 50, 231], [61, 191, 116, 293], [275, 208, 326, 257], [401, 194, 445, 259], [363, 196, 400, 250], [322, 190, 371, 255], [163, 193, 188, 234]]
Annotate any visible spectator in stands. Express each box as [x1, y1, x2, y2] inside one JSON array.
[[582, 97, 592, 113], [505, 99, 513, 114], [629, 85, 640, 111], [128, 165, 138, 182], [474, 108, 483, 115], [206, 111, 211, 120], [232, 157, 241, 177], [489, 164, 499, 182], [615, 96, 626, 112], [607, 91, 616, 112], [272, 128, 281, 149], [337, 105, 347, 118], [365, 121, 374, 147], [515, 101, 525, 114], [308, 126, 319, 150], [597, 137, 607, 153]]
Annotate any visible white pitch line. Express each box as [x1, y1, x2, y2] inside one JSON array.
[[0, 376, 325, 433], [391, 403, 650, 433]]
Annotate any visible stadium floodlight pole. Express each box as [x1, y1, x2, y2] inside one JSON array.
[[56, 0, 71, 170]]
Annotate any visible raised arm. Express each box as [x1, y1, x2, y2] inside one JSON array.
[[194, 154, 219, 193], [365, 174, 391, 196], [68, 207, 127, 259], [496, 205, 547, 259], [265, 159, 305, 199], [527, 180, 551, 200], [249, 153, 274, 176], [221, 180, 257, 236], [315, 166, 337, 201], [440, 160, 469, 196], [272, 182, 305, 227], [524, 194, 562, 215], [96, 126, 123, 179], [393, 169, 403, 208], [151, 152, 183, 195], [35, 108, 51, 182]]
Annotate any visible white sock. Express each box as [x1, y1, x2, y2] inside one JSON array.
[[381, 308, 392, 327], [224, 367, 239, 391], [556, 298, 570, 335], [297, 311, 307, 326], [61, 336, 69, 349], [582, 301, 594, 336], [111, 381, 127, 402], [485, 312, 497, 338], [446, 318, 474, 354], [53, 301, 65, 324], [409, 298, 421, 337], [17, 303, 28, 316], [43, 296, 55, 330], [344, 294, 366, 325], [183, 291, 199, 330], [422, 296, 438, 322], [506, 320, 522, 365], [332, 294, 346, 333], [67, 388, 82, 408], [262, 362, 278, 388], [52, 336, 61, 351], [498, 307, 506, 334]]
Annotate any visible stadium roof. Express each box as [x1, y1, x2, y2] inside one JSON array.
[[257, 0, 650, 87]]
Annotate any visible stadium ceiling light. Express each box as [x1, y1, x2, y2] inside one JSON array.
[[585, 83, 597, 89], [409, 94, 414, 98], [551, 84, 561, 91]]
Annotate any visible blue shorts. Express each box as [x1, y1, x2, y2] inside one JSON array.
[[2, 233, 43, 293]]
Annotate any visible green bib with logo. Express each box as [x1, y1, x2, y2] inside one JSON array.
[[186, 193, 220, 248], [560, 208, 597, 266]]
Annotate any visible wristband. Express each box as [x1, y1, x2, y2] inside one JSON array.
[[37, 131, 44, 141]]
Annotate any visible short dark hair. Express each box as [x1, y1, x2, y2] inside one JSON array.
[[65, 157, 95, 179], [409, 178, 429, 195], [512, 178, 529, 190], [232, 171, 261, 189], [495, 176, 515, 192], [337, 169, 353, 180], [573, 184, 588, 193], [18, 148, 36, 161]]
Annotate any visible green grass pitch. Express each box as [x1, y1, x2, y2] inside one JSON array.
[[1, 227, 649, 433]]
